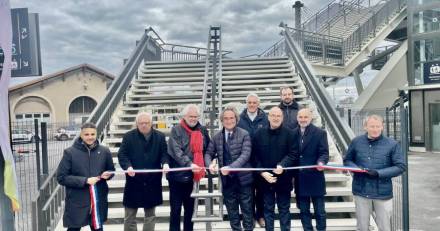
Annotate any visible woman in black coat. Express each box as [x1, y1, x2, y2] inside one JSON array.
[[57, 123, 115, 231]]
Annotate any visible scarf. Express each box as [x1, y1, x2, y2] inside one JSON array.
[[180, 119, 205, 181]]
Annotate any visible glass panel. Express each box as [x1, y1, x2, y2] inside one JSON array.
[[15, 114, 23, 119], [413, 8, 440, 34], [430, 103, 440, 151]]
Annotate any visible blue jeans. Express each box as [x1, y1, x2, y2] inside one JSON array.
[[263, 186, 291, 231], [297, 196, 326, 231]]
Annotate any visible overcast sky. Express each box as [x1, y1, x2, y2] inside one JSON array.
[[10, 0, 330, 76]]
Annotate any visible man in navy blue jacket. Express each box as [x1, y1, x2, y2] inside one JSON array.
[[237, 93, 268, 227], [344, 114, 406, 231], [293, 108, 329, 231]]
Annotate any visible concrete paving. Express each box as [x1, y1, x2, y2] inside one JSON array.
[[409, 151, 440, 230]]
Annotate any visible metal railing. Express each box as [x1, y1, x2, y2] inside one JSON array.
[[285, 0, 406, 66], [29, 27, 216, 231], [282, 23, 355, 154]]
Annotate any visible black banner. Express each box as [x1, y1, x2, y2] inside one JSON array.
[[424, 61, 440, 84]]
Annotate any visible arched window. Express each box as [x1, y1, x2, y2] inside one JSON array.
[[69, 96, 97, 124]]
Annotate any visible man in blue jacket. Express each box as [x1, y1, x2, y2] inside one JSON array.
[[237, 93, 268, 227], [205, 106, 253, 231], [344, 114, 406, 231]]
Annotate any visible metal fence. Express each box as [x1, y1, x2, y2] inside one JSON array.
[[12, 120, 76, 231]]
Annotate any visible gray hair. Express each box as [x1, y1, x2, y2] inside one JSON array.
[[363, 114, 384, 126], [246, 93, 260, 103], [181, 104, 200, 117], [135, 111, 153, 123], [220, 106, 240, 123]]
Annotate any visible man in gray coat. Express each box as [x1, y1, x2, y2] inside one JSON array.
[[205, 106, 253, 231]]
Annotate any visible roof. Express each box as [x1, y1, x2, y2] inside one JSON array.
[[9, 63, 116, 92]]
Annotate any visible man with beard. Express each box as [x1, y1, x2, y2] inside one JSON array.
[[57, 123, 115, 231], [293, 108, 329, 231], [278, 86, 301, 130]]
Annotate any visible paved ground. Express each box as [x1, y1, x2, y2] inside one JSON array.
[[409, 151, 440, 230]]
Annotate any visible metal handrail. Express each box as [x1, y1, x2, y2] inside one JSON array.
[[200, 32, 213, 125], [282, 23, 355, 153], [284, 0, 406, 66]]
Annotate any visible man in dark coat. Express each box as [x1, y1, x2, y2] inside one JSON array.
[[278, 86, 301, 130], [205, 106, 253, 231], [293, 108, 329, 231], [344, 114, 406, 231], [57, 122, 115, 231], [252, 106, 298, 231], [167, 104, 210, 231], [118, 112, 169, 231], [237, 93, 268, 227]]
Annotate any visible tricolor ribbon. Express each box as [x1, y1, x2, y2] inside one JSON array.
[[89, 184, 102, 230], [107, 165, 366, 174]]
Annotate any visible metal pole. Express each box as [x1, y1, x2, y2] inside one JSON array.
[[34, 119, 41, 188], [385, 107, 390, 137], [399, 93, 409, 231], [292, 1, 304, 30], [41, 122, 49, 179], [348, 109, 352, 127]]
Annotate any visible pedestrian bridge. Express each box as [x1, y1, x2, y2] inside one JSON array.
[[32, 0, 408, 230]]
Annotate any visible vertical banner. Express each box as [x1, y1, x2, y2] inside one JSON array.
[[0, 0, 20, 212]]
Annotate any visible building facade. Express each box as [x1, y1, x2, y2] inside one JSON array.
[[9, 64, 114, 125], [407, 0, 440, 152]]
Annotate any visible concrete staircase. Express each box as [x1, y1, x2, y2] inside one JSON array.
[[58, 57, 357, 230]]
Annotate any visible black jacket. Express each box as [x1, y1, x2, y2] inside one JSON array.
[[57, 138, 115, 228], [252, 125, 298, 191], [167, 122, 210, 183], [279, 101, 301, 130], [293, 124, 329, 196], [118, 128, 168, 208], [205, 127, 253, 186], [237, 108, 269, 139]]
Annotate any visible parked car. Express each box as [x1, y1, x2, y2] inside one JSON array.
[[54, 125, 80, 141], [12, 129, 37, 144]]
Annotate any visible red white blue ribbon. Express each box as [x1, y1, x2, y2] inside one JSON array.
[[89, 184, 102, 230], [107, 165, 366, 174]]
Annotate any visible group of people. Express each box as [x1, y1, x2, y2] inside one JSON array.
[[57, 86, 406, 231]]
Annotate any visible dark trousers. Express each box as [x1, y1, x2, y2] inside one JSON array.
[[223, 178, 254, 231], [67, 226, 102, 231], [253, 179, 265, 219], [262, 186, 291, 231], [297, 196, 326, 231], [169, 180, 194, 231]]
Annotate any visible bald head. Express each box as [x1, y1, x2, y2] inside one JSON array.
[[268, 106, 283, 129], [297, 108, 313, 129]]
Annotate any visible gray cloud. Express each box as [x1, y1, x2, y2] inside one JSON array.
[[10, 0, 328, 76]]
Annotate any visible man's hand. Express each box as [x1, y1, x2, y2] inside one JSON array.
[[316, 162, 324, 171], [261, 172, 277, 184], [127, 166, 135, 177], [220, 166, 230, 176], [87, 177, 100, 185], [191, 163, 202, 173], [365, 168, 379, 177], [162, 164, 170, 175], [273, 165, 284, 174], [209, 161, 218, 174], [100, 171, 113, 180]]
